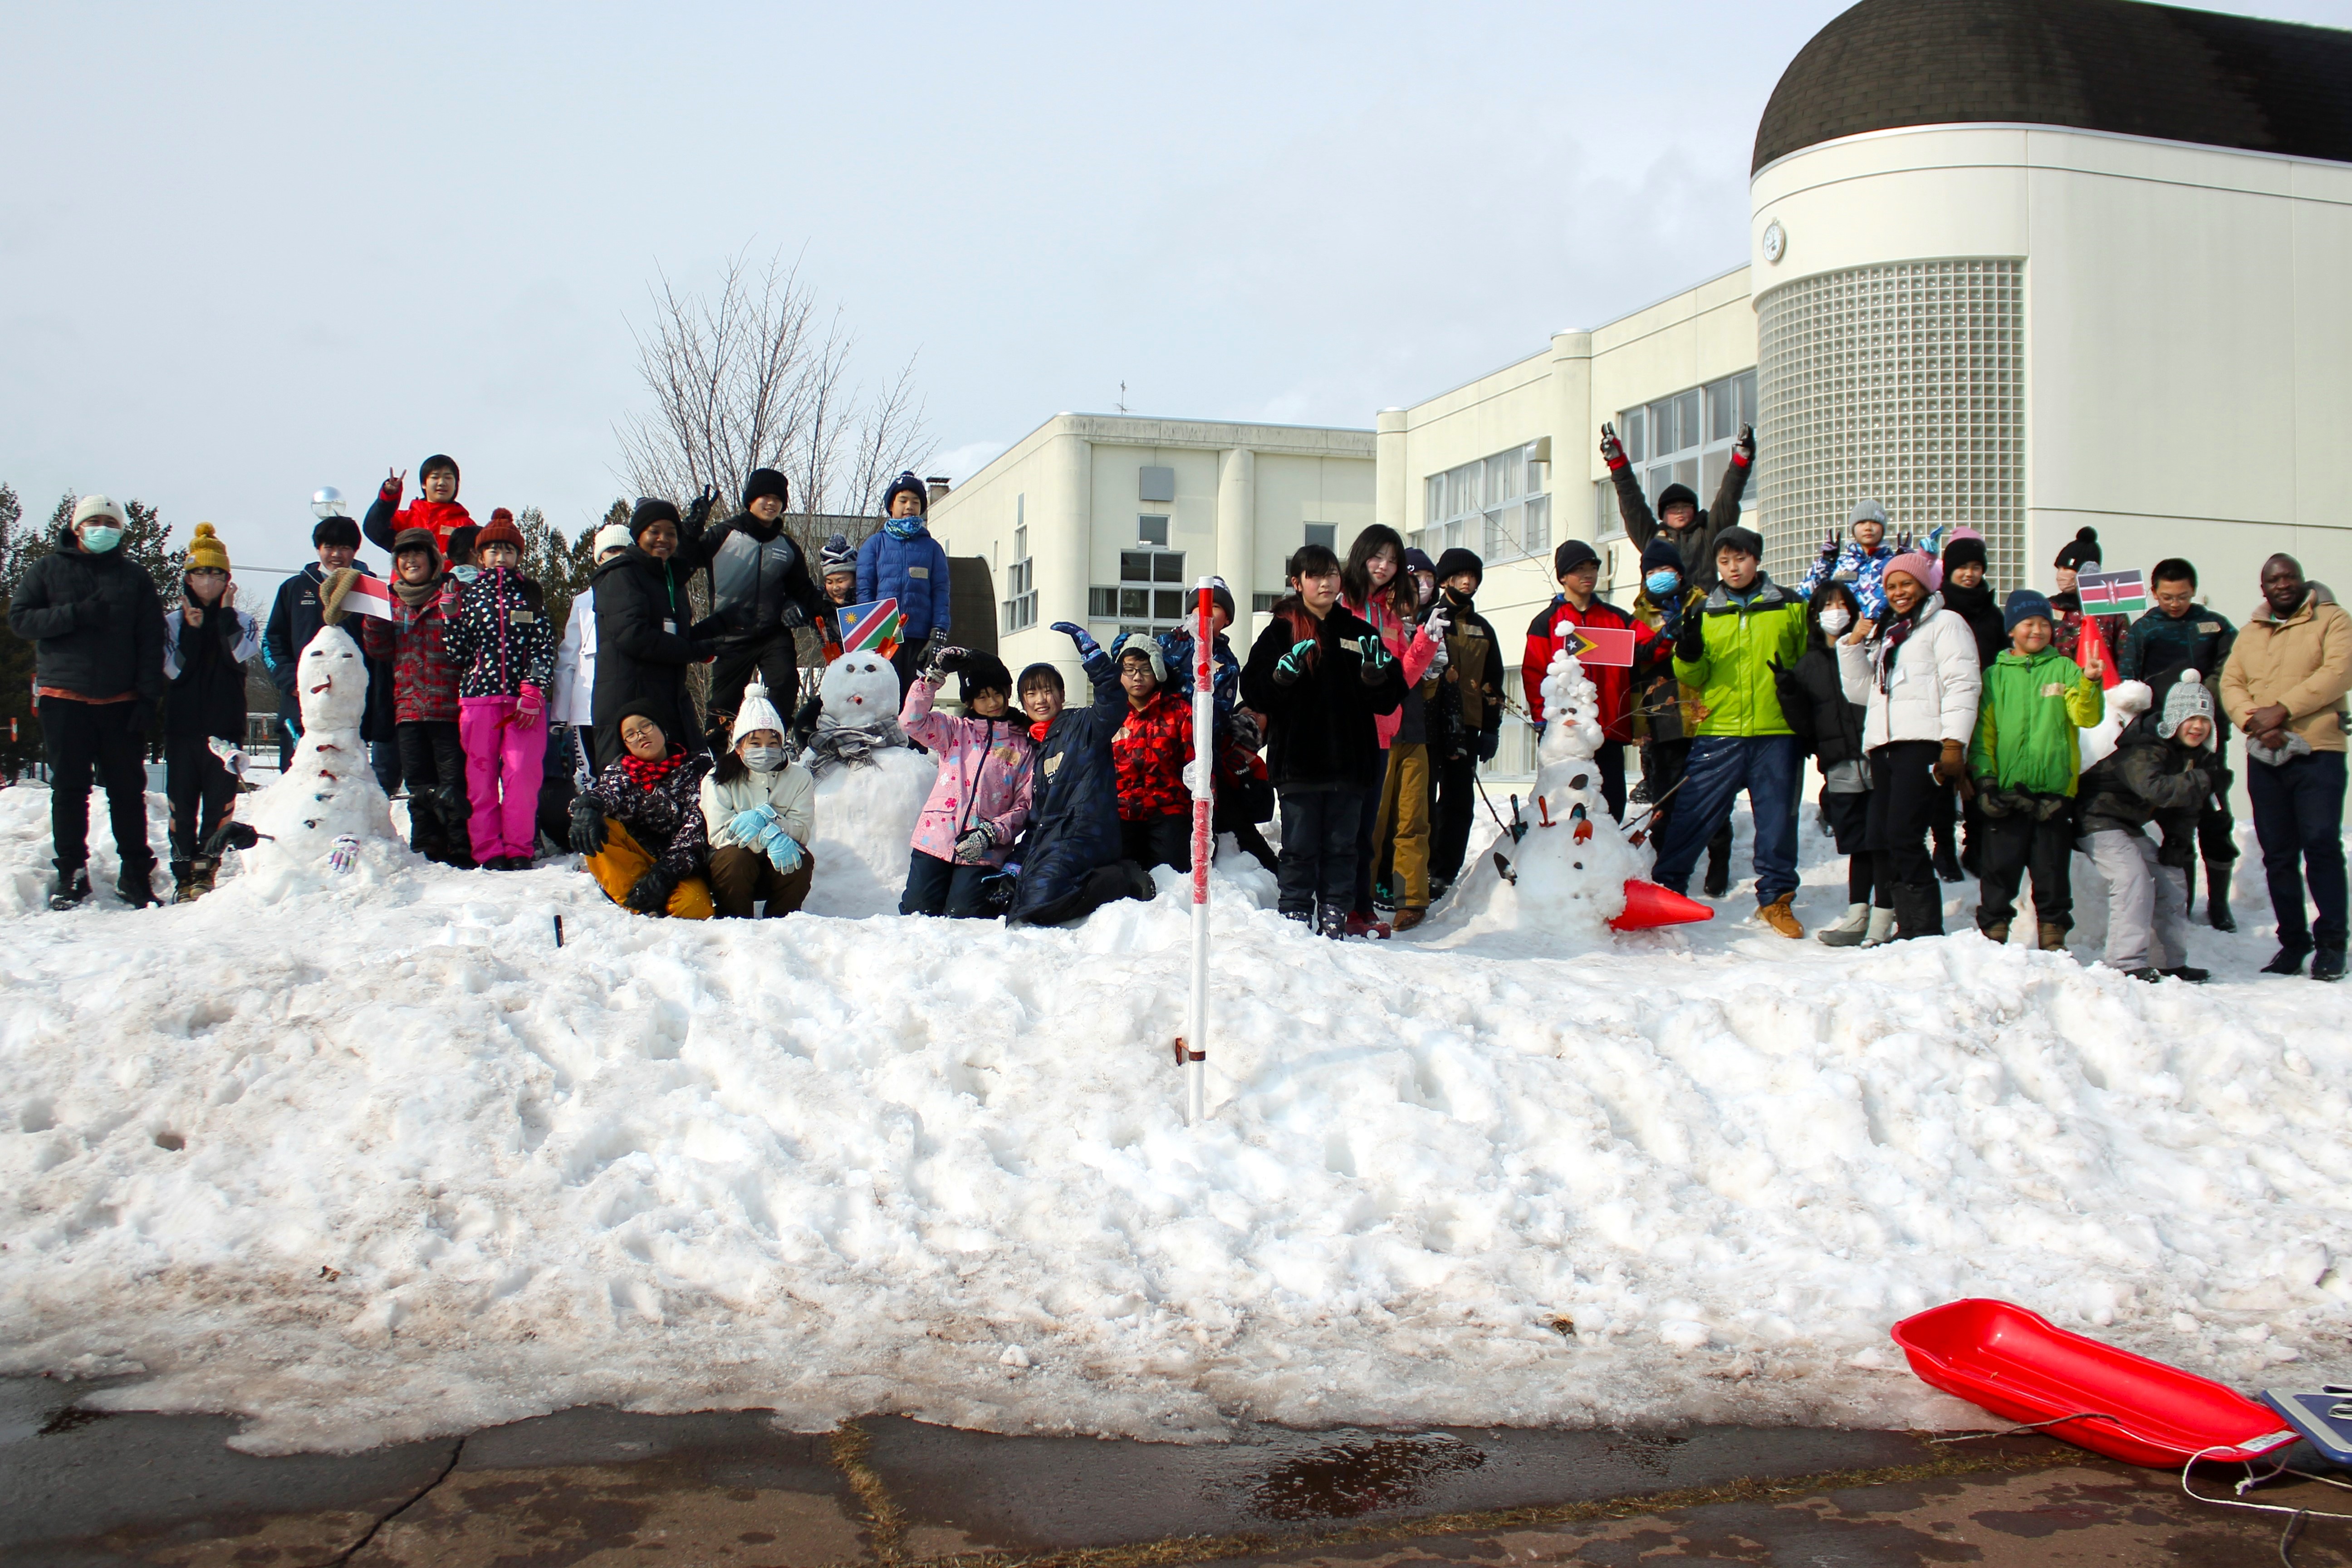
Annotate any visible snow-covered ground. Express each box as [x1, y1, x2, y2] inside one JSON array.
[[1, 773, 2347, 1456]]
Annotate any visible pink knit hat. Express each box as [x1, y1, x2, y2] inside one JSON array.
[[1882, 550, 1939, 593]]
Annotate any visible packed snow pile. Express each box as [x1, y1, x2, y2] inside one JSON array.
[[2, 772, 2350, 1455]]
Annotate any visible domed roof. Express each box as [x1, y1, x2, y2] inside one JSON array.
[[1754, 0, 2352, 173]]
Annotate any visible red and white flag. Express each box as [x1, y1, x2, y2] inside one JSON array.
[[338, 574, 396, 622]]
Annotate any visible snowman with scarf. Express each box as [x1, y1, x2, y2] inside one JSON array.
[[237, 625, 397, 878]]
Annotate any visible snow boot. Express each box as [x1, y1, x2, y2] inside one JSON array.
[[2204, 859, 2236, 932], [193, 856, 219, 897], [2316, 946, 2347, 983], [50, 866, 92, 911], [171, 860, 198, 902], [1858, 906, 1898, 947], [1817, 902, 1872, 946], [1891, 883, 1944, 941], [1318, 907, 1352, 941], [1391, 907, 1426, 933], [1980, 918, 2011, 945], [2262, 942, 2313, 976], [1759, 893, 1803, 939], [2038, 921, 2069, 952], [1343, 910, 1392, 940], [118, 863, 160, 910], [2158, 966, 2211, 984], [1931, 833, 1964, 884], [1703, 843, 1731, 898]]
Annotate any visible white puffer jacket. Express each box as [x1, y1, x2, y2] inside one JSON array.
[[549, 585, 598, 726], [1836, 596, 1983, 750]]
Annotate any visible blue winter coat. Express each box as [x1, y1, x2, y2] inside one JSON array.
[[1798, 540, 1894, 622], [856, 525, 953, 642], [1007, 653, 1125, 922]]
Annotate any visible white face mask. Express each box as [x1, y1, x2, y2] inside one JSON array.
[[741, 745, 787, 773], [1818, 605, 1853, 635]]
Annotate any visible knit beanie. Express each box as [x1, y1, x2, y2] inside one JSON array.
[[390, 527, 442, 568], [1402, 548, 1436, 577], [1639, 536, 1683, 577], [420, 454, 460, 485], [2054, 526, 2102, 571], [2157, 670, 2217, 742], [1434, 547, 1484, 586], [1208, 575, 1236, 621], [71, 494, 126, 529], [630, 498, 683, 538], [881, 471, 928, 514], [475, 510, 525, 554], [729, 679, 789, 747], [1112, 631, 1166, 684], [742, 467, 790, 510], [2003, 588, 2054, 631], [1553, 538, 1600, 578], [1848, 499, 1889, 534], [1657, 482, 1699, 515], [1882, 550, 1936, 592], [184, 522, 231, 573], [959, 651, 1014, 704], [593, 522, 632, 557], [1713, 526, 1765, 562], [819, 534, 858, 575], [1941, 526, 1987, 572]]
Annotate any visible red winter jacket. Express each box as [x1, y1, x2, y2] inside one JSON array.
[[363, 480, 473, 556], [358, 588, 461, 723], [1112, 688, 1195, 820], [1523, 596, 1655, 741]]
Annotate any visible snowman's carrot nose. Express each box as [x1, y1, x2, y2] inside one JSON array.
[[308, 682, 330, 694]]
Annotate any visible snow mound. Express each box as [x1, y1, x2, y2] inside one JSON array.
[[3, 776, 2350, 1456]]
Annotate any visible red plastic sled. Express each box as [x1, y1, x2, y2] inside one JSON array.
[[1891, 1298, 2299, 1468], [1610, 878, 1713, 931]]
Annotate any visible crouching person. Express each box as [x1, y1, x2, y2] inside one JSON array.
[[902, 646, 1033, 916], [700, 681, 816, 918], [1006, 624, 1152, 926], [568, 703, 716, 918], [2077, 674, 2225, 982], [1970, 590, 2101, 948]]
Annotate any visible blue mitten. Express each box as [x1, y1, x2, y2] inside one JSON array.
[[1051, 621, 1102, 661]]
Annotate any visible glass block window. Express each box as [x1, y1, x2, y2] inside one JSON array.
[[1416, 442, 1550, 564], [1001, 521, 1036, 633], [1603, 372, 1757, 540], [1757, 259, 2024, 593], [1090, 548, 1187, 637]]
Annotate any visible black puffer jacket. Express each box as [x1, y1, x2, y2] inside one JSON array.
[[1610, 455, 1753, 595], [1941, 580, 2006, 668], [164, 598, 257, 740], [1008, 653, 1126, 924], [264, 562, 396, 740], [1239, 601, 1406, 790], [693, 514, 826, 647], [2078, 722, 2221, 856], [590, 548, 710, 770], [7, 535, 167, 707], [1774, 639, 1866, 768]]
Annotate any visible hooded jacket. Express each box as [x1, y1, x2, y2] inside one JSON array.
[[1608, 448, 1753, 594], [589, 547, 709, 769], [1630, 584, 1700, 744], [1969, 646, 2102, 797], [1774, 628, 1866, 769], [901, 676, 1034, 865], [1798, 539, 1895, 622], [1239, 600, 1406, 789], [162, 597, 258, 740], [550, 585, 598, 727], [1429, 586, 1504, 760], [1672, 576, 1809, 738], [1834, 594, 1983, 750], [1008, 653, 1127, 921], [2078, 722, 2222, 847], [694, 512, 826, 648], [1112, 687, 1196, 819], [9, 535, 168, 709], [856, 523, 953, 642], [2220, 591, 2352, 754]]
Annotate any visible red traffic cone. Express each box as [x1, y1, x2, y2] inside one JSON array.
[[1610, 878, 1714, 931]]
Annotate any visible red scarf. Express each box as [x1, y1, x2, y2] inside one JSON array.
[[1029, 719, 1051, 743], [620, 750, 686, 789]]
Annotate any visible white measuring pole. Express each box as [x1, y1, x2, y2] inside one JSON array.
[[1185, 577, 1214, 1125]]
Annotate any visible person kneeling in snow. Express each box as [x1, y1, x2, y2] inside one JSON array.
[[569, 704, 716, 918], [699, 681, 816, 919], [1005, 625, 1153, 926], [900, 645, 1032, 917], [2076, 671, 2224, 983], [1111, 632, 1196, 873]]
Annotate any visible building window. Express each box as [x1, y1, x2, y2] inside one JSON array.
[[1605, 371, 1757, 540], [1138, 514, 1168, 546], [1253, 593, 1281, 613], [1757, 260, 2023, 591], [1303, 523, 1336, 551], [1091, 547, 1188, 637], [1000, 523, 1036, 633], [1416, 443, 1550, 564]]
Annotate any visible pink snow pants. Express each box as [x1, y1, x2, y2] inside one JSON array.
[[459, 696, 547, 862]]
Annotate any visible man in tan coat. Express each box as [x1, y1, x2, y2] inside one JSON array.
[[2220, 554, 2352, 979]]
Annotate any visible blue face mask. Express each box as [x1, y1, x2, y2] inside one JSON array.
[[450, 564, 481, 584], [1645, 571, 1679, 598], [80, 525, 123, 553]]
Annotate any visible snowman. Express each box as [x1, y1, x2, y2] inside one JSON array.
[[237, 626, 397, 882], [795, 648, 938, 917], [2077, 679, 2151, 772]]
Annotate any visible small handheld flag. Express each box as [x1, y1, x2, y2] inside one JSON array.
[[2076, 568, 2148, 617], [1563, 625, 1637, 667], [338, 574, 396, 622], [835, 598, 902, 654]]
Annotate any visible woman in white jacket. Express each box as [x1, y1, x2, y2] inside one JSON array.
[[698, 680, 817, 918], [551, 524, 633, 782], [1836, 549, 1982, 941]]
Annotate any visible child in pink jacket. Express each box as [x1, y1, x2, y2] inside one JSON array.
[[899, 647, 1034, 917]]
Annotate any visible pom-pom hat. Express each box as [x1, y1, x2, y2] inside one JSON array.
[[185, 522, 231, 573]]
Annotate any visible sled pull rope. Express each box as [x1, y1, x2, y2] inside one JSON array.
[[2175, 1444, 2352, 1566]]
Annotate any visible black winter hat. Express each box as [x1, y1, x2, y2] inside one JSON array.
[[881, 471, 928, 514], [1657, 482, 1699, 515], [631, 498, 683, 538], [742, 468, 790, 509], [1553, 539, 1600, 578], [612, 700, 678, 750], [1942, 532, 1988, 573], [419, 454, 460, 483], [1434, 547, 1484, 586], [2053, 526, 2102, 571], [959, 652, 1014, 703], [1639, 536, 1683, 576], [1017, 661, 1065, 696], [1714, 525, 1765, 562]]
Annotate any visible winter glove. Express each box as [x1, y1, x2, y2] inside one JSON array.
[[1358, 631, 1396, 686], [764, 832, 805, 876], [791, 694, 824, 740], [1933, 738, 1969, 786], [1973, 779, 2010, 817], [1733, 423, 1755, 466], [1419, 603, 1451, 643], [1599, 423, 1628, 472], [1818, 531, 1841, 561], [1272, 638, 1318, 686], [780, 603, 809, 630], [1477, 728, 1500, 764], [1674, 605, 1706, 664], [568, 796, 609, 856], [625, 866, 677, 915], [514, 683, 544, 725], [319, 568, 362, 626], [921, 642, 969, 684], [685, 487, 719, 531], [953, 823, 997, 865], [730, 804, 784, 848], [1229, 709, 1263, 751], [1050, 622, 1102, 662]]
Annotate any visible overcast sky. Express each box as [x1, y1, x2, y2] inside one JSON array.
[[7, 0, 2349, 580]]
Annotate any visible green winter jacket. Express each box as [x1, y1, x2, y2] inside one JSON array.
[[1671, 577, 1808, 737], [1968, 647, 2103, 796]]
